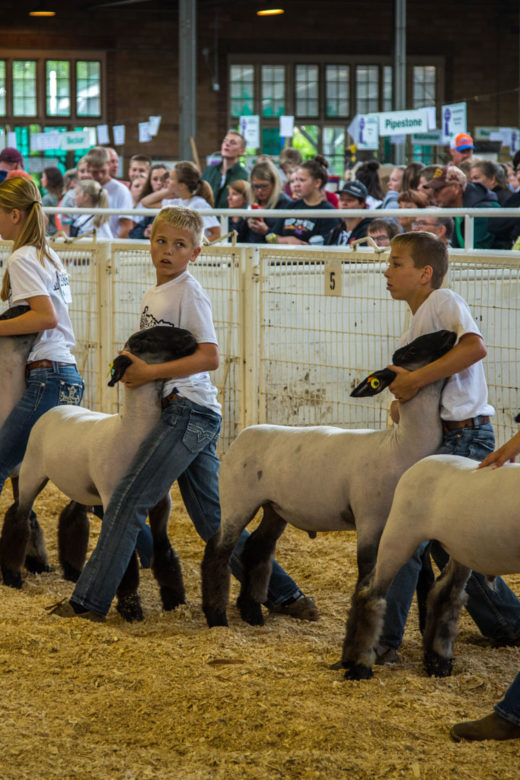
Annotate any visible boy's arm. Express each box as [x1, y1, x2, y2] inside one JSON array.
[[117, 343, 219, 388], [478, 432, 520, 469], [387, 332, 486, 403]]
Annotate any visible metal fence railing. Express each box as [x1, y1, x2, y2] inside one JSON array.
[[1, 239, 519, 452]]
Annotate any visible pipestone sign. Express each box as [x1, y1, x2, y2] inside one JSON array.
[[378, 109, 430, 137]]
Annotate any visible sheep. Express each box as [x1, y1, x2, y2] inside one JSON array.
[[201, 330, 457, 644], [0, 325, 197, 621], [346, 453, 520, 679], [0, 305, 49, 572]]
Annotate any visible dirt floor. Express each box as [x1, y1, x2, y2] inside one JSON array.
[[1, 481, 519, 780]]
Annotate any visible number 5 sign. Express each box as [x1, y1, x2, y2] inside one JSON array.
[[324, 260, 343, 297]]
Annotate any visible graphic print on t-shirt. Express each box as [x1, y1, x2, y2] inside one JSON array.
[[140, 305, 175, 330]]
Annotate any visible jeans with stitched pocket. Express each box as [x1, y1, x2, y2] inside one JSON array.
[[71, 395, 301, 616], [0, 364, 84, 495]]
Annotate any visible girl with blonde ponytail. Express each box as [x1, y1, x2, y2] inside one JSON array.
[[0, 175, 84, 499], [141, 161, 221, 241], [69, 179, 112, 238]]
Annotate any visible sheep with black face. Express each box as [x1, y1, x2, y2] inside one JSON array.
[[0, 325, 197, 621]]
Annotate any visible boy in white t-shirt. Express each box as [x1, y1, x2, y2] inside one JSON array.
[[54, 207, 316, 621], [376, 231, 520, 663]]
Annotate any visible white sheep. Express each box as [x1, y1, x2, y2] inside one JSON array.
[[345, 453, 520, 679], [0, 305, 49, 572], [0, 325, 197, 621], [201, 330, 456, 643]]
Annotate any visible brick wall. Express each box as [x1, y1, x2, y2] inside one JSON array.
[[2, 0, 518, 161]]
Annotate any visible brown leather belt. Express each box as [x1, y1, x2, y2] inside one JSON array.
[[442, 415, 490, 432], [161, 392, 180, 409], [26, 360, 76, 371]]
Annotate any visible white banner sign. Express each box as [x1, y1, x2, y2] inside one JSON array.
[[412, 130, 443, 146], [441, 102, 467, 144], [239, 115, 260, 149], [279, 115, 294, 138], [358, 114, 379, 149], [61, 130, 94, 150], [113, 125, 126, 146], [379, 109, 430, 137]]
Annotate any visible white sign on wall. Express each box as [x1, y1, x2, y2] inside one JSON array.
[[378, 109, 430, 137], [239, 115, 260, 150], [441, 102, 467, 144]]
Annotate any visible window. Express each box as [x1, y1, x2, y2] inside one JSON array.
[[46, 60, 70, 117], [261, 65, 285, 117], [356, 65, 379, 114], [230, 65, 254, 117], [76, 61, 101, 117], [295, 64, 319, 117], [413, 65, 436, 109], [0, 61, 6, 116], [325, 65, 349, 118], [13, 60, 37, 116]]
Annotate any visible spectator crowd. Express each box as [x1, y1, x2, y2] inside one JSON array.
[[0, 129, 519, 249]]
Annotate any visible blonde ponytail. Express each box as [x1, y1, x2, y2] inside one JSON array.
[[0, 177, 57, 301]]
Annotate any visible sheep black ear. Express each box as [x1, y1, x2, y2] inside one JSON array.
[[108, 355, 133, 386], [350, 368, 396, 398]]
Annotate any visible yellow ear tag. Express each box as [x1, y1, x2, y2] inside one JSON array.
[[369, 376, 381, 390], [107, 362, 114, 378]]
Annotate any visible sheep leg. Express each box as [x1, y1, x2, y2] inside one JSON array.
[[148, 493, 186, 611], [57, 501, 90, 582], [201, 532, 236, 627], [340, 541, 380, 674], [416, 542, 435, 635], [0, 477, 48, 588], [423, 559, 470, 677], [342, 577, 389, 681], [115, 551, 144, 622], [25, 510, 52, 574], [236, 503, 287, 626]]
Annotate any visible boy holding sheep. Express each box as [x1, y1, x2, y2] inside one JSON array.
[[52, 206, 316, 621], [376, 231, 520, 662]]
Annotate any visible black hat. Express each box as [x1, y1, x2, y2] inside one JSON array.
[[338, 180, 368, 200]]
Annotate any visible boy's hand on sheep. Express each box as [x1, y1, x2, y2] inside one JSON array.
[[386, 365, 421, 403], [478, 431, 520, 470], [118, 352, 158, 387]]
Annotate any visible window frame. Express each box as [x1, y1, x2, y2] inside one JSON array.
[[0, 49, 106, 126]]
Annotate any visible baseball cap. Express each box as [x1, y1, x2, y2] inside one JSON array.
[[450, 133, 474, 152], [0, 147, 24, 165], [338, 180, 368, 200], [425, 166, 466, 190]]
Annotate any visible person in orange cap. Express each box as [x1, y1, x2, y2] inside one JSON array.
[[449, 132, 475, 166]]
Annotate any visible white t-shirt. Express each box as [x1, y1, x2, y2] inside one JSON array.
[[8, 245, 76, 363], [161, 196, 220, 237], [400, 288, 494, 421], [70, 214, 113, 239], [138, 270, 221, 414], [104, 177, 134, 237]]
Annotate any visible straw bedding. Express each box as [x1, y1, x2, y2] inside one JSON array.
[[0, 481, 519, 779]]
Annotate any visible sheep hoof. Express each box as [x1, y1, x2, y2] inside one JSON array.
[[424, 650, 453, 677], [160, 585, 186, 611], [237, 594, 264, 626], [61, 562, 82, 582], [344, 663, 373, 681], [1, 566, 23, 589], [116, 594, 144, 622], [25, 555, 52, 574], [203, 606, 229, 628]]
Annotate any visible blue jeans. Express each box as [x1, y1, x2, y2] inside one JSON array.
[[0, 364, 84, 494], [381, 422, 520, 648], [496, 672, 520, 726], [71, 396, 301, 616]]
